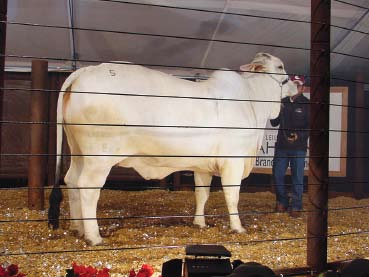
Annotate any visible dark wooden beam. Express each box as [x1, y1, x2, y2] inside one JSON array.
[[307, 0, 331, 272], [28, 60, 49, 210], [0, 0, 8, 169]]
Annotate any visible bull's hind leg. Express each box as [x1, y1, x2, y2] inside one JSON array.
[[77, 159, 112, 246], [64, 157, 84, 237], [193, 172, 212, 228], [220, 160, 246, 233]]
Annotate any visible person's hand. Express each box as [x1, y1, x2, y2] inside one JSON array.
[[287, 132, 298, 143]]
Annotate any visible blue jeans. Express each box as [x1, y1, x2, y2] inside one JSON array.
[[273, 149, 306, 211]]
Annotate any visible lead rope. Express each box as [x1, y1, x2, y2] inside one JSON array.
[[275, 75, 292, 141]]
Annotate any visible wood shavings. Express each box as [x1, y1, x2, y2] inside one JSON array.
[[0, 189, 368, 276]]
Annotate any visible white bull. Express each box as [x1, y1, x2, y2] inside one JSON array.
[[48, 52, 297, 246]]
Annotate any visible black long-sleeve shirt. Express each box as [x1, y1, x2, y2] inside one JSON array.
[[270, 94, 310, 151]]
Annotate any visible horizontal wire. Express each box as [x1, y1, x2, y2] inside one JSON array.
[[2, 86, 368, 114], [333, 0, 369, 10], [0, 120, 320, 134], [3, 21, 369, 61], [0, 244, 182, 257], [1, 54, 296, 77], [4, 1, 369, 39], [2, 4, 369, 71], [2, 229, 368, 257], [0, 87, 356, 116], [0, 119, 365, 136], [95, 0, 312, 24], [331, 51, 369, 61], [0, 86, 298, 103], [0, 118, 364, 140], [4, 53, 369, 86], [97, 0, 369, 38], [5, 21, 369, 61], [1, 205, 368, 224], [330, 76, 369, 85], [331, 23, 369, 36], [0, 179, 364, 191], [0, 56, 352, 85], [0, 86, 338, 111], [0, 153, 360, 159], [0, 181, 363, 191], [2, 20, 311, 52]]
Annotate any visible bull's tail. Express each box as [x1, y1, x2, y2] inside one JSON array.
[[48, 67, 89, 229]]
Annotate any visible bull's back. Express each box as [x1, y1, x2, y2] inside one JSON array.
[[65, 64, 219, 126], [62, 64, 217, 155]]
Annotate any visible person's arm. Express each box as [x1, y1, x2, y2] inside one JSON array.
[[270, 113, 281, 127]]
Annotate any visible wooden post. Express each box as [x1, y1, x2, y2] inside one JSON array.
[[28, 60, 49, 210], [307, 0, 330, 272], [353, 74, 365, 199], [0, 0, 8, 168]]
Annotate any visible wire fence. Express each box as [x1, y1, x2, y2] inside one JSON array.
[[1, 230, 368, 257], [1, 0, 369, 270], [1, 205, 369, 225]]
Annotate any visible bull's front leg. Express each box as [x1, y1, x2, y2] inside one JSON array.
[[193, 172, 212, 228], [220, 161, 246, 233]]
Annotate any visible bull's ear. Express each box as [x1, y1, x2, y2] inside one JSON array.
[[240, 63, 266, 72], [240, 64, 254, 72]]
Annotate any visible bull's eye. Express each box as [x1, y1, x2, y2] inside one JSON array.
[[278, 65, 283, 70]]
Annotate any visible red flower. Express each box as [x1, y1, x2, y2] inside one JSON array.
[[129, 269, 136, 277], [96, 268, 110, 277], [71, 262, 109, 277], [86, 265, 98, 275], [0, 264, 26, 277], [7, 264, 18, 276], [136, 264, 154, 277], [72, 262, 86, 274], [0, 266, 6, 277]]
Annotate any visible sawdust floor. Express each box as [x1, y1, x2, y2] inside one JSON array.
[[0, 188, 368, 276]]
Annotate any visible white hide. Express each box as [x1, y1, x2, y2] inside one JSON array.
[[56, 52, 297, 245]]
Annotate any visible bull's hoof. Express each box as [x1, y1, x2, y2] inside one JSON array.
[[231, 226, 246, 233], [85, 236, 104, 246], [86, 238, 104, 246], [193, 218, 206, 228]]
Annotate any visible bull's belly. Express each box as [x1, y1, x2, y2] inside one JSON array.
[[66, 126, 259, 180], [110, 132, 222, 177], [117, 157, 217, 180]]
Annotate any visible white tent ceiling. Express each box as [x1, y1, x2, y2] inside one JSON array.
[[5, 0, 369, 82]]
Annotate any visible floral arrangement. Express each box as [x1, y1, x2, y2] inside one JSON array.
[[1, 262, 157, 277], [65, 262, 109, 277], [0, 264, 26, 277], [129, 264, 155, 277]]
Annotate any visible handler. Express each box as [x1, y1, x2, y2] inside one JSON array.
[[271, 75, 309, 218]]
